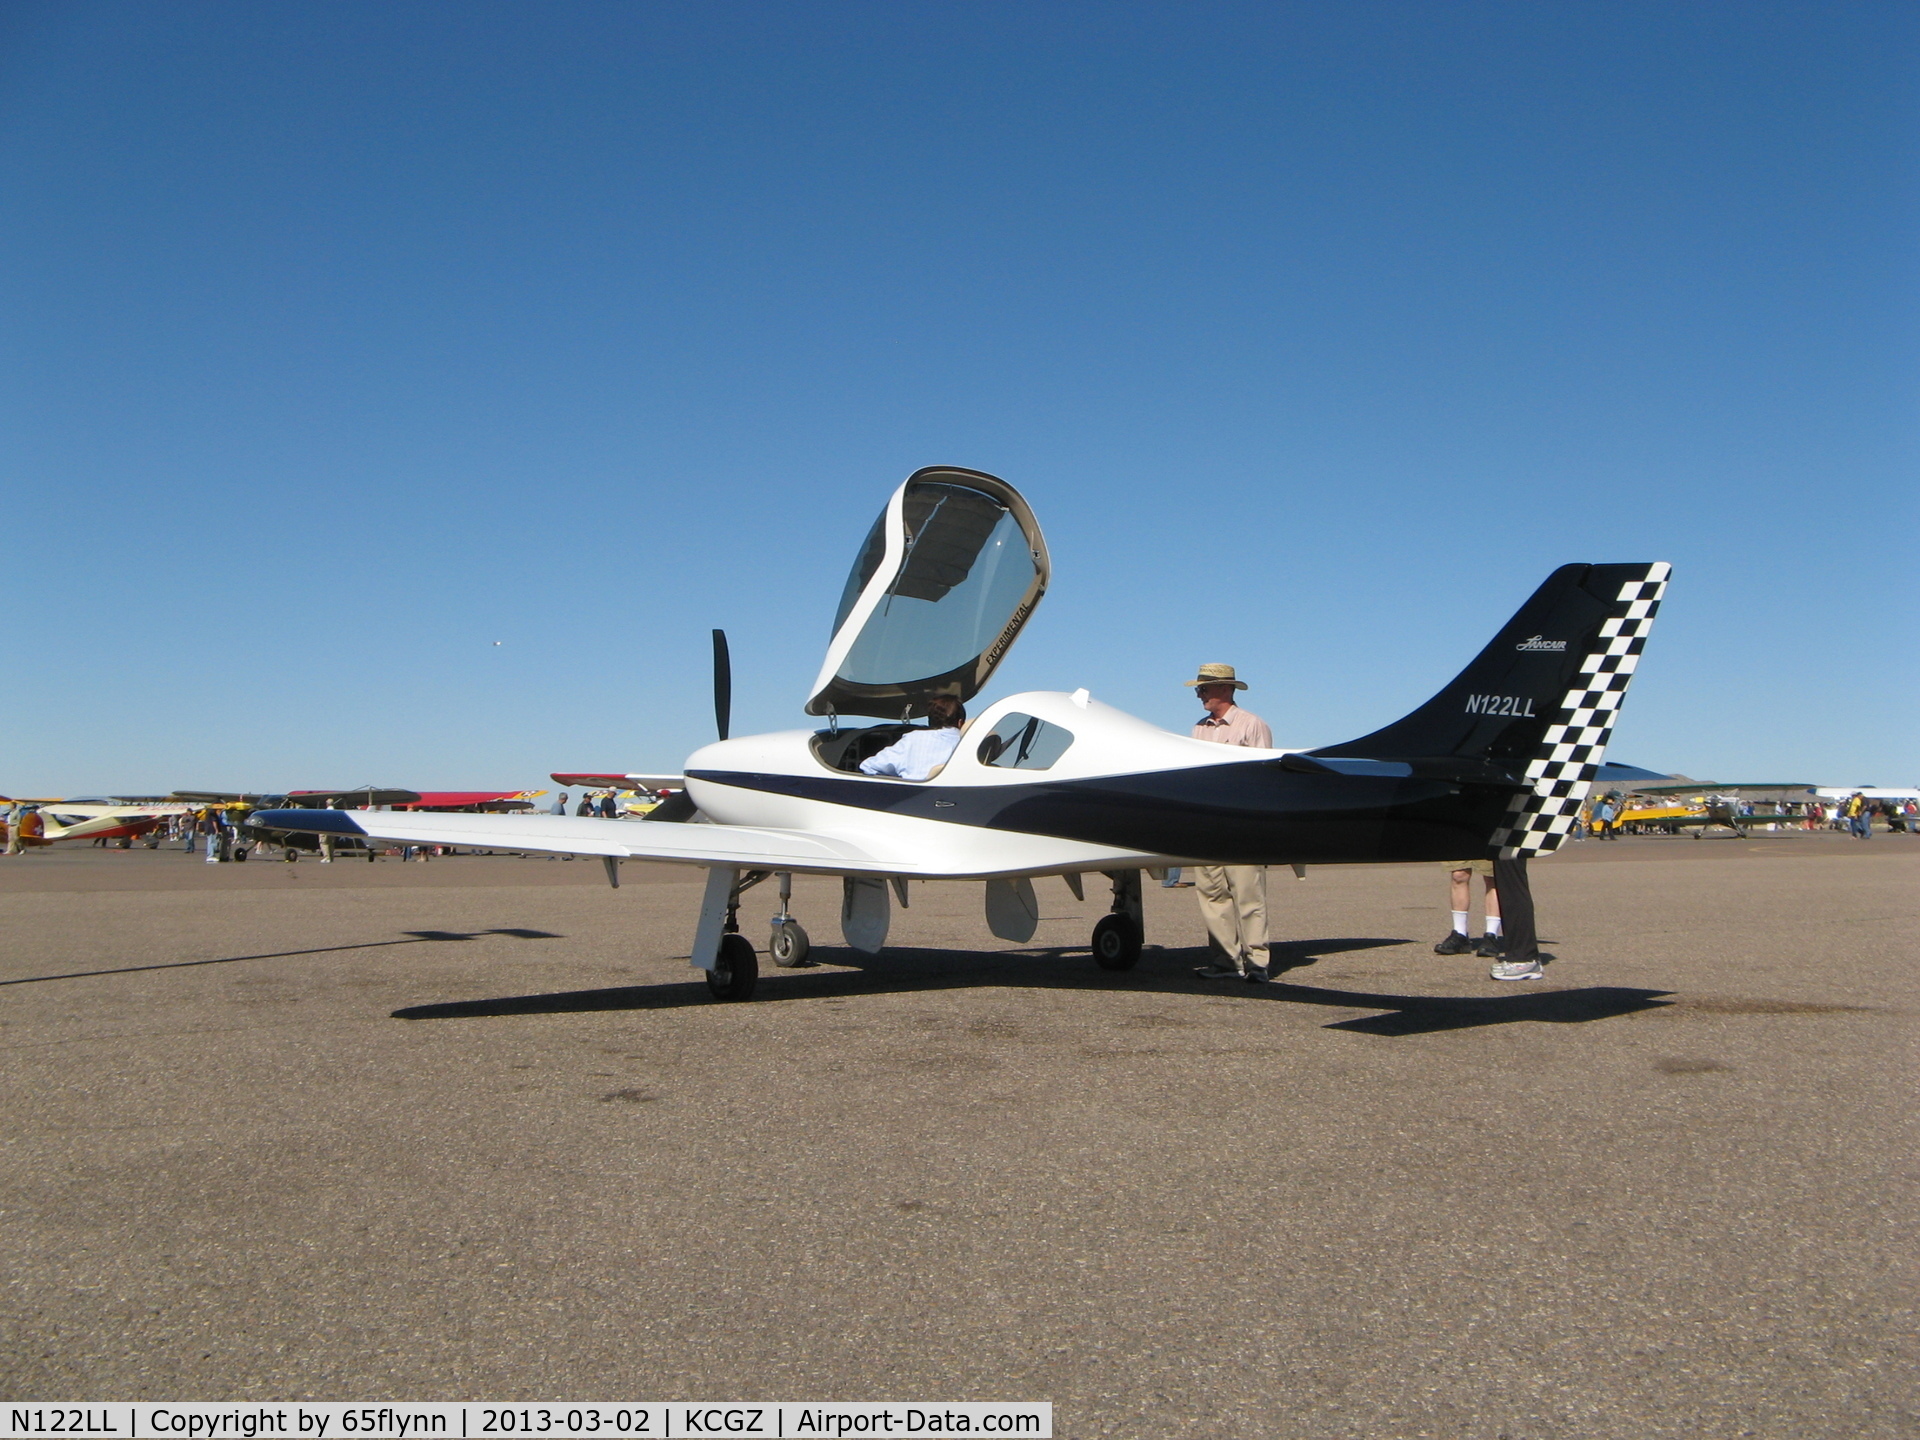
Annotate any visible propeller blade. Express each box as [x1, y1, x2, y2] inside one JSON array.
[[712, 628, 732, 741]]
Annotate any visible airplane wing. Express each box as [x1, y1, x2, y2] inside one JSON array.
[[550, 772, 683, 791], [1626, 781, 1812, 796], [406, 791, 546, 809], [248, 808, 908, 874], [287, 788, 425, 807], [1594, 762, 1673, 784]]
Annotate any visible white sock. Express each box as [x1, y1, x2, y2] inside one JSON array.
[[1451, 911, 1470, 935], [1485, 917, 1503, 936]]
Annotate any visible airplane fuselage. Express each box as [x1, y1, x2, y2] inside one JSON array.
[[12, 804, 191, 847], [683, 690, 1517, 878]]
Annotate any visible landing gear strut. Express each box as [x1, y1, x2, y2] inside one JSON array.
[[1092, 869, 1144, 971], [769, 872, 813, 966], [701, 869, 772, 1001]]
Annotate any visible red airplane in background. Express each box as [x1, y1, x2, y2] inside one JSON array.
[[399, 791, 547, 811]]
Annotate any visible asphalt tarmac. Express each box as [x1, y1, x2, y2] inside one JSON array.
[[2, 834, 1914, 1437]]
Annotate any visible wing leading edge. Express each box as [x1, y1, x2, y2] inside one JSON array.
[[248, 808, 903, 875]]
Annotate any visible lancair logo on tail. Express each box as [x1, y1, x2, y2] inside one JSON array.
[[1515, 635, 1567, 652]]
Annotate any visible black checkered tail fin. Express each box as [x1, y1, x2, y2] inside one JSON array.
[[1309, 562, 1671, 858]]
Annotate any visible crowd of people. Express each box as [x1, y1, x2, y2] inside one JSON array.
[[1831, 792, 1914, 837], [551, 790, 646, 818]]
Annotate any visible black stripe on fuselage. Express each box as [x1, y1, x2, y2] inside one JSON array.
[[685, 762, 1516, 865]]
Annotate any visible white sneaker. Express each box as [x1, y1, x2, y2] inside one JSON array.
[[1490, 956, 1545, 981]]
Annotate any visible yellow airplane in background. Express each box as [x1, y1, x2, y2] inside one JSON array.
[[2, 797, 195, 848]]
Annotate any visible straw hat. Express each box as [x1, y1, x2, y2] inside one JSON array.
[[1183, 663, 1248, 691]]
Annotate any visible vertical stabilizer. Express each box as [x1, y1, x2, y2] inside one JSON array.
[[1490, 564, 1670, 856], [1314, 562, 1671, 857]]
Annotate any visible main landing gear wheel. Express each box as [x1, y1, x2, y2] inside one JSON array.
[[706, 933, 760, 1001], [770, 919, 812, 967], [1091, 914, 1142, 971]]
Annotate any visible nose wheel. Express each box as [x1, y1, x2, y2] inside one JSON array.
[[768, 871, 815, 966], [770, 919, 812, 967]]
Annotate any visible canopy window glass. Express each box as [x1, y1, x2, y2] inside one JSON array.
[[807, 468, 1050, 720], [976, 713, 1075, 771]]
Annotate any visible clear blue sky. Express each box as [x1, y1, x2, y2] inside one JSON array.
[[3, 1, 1914, 794]]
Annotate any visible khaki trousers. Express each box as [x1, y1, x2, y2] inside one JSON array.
[[1194, 865, 1268, 968]]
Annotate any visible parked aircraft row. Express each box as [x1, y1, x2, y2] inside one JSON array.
[[2, 784, 669, 850], [1611, 783, 1920, 838]]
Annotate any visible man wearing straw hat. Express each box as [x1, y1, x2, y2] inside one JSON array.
[[1185, 663, 1276, 983]]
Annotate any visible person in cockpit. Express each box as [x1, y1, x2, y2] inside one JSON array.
[[859, 695, 967, 781]]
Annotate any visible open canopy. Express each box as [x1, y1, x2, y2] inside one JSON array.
[[805, 467, 1049, 720]]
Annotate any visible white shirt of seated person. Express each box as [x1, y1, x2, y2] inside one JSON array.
[[858, 697, 966, 782]]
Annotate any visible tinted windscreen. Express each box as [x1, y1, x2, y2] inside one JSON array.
[[835, 483, 1038, 687], [832, 513, 889, 634], [976, 713, 1074, 771]]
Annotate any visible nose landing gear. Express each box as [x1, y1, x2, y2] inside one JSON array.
[[768, 871, 813, 966]]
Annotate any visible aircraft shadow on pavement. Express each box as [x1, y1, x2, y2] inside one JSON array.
[[1, 928, 565, 988], [392, 939, 1673, 1036]]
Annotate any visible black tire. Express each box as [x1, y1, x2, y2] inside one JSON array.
[[705, 933, 760, 1001], [1092, 914, 1142, 971], [770, 920, 812, 967]]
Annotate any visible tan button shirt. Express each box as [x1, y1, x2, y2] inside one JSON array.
[[1192, 704, 1273, 748]]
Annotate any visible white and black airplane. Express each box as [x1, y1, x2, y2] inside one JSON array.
[[255, 467, 1671, 1000]]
